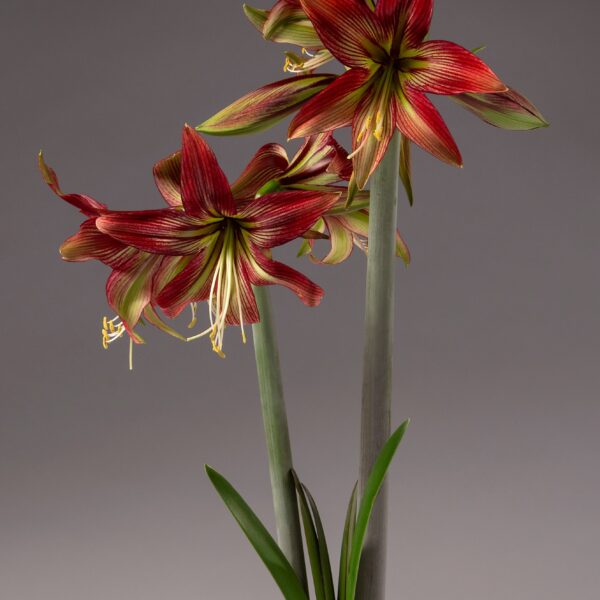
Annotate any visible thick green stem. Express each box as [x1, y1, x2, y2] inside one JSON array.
[[356, 132, 401, 600], [252, 285, 307, 590]]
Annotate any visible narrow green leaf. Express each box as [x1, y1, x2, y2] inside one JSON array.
[[302, 483, 335, 600], [345, 420, 409, 600], [205, 465, 309, 600], [337, 483, 358, 600], [292, 471, 326, 600]]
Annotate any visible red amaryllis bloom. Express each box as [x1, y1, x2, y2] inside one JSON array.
[[97, 126, 339, 356], [231, 133, 410, 264], [287, 0, 507, 187], [39, 152, 187, 358]]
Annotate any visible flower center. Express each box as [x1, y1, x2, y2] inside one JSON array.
[[186, 221, 248, 358]]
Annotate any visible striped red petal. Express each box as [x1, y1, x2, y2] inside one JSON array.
[[396, 85, 462, 166], [300, 0, 385, 67], [96, 209, 218, 255], [248, 245, 324, 307], [181, 125, 236, 217], [153, 151, 183, 207], [376, 0, 433, 48], [240, 190, 340, 248], [231, 143, 289, 200], [289, 68, 369, 139], [409, 41, 507, 94], [39, 152, 107, 217]]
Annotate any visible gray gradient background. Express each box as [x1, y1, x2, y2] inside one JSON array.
[[2, 1, 598, 598]]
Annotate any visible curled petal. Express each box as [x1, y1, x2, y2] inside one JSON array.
[[142, 305, 187, 341], [38, 152, 107, 216], [300, 0, 386, 67], [408, 41, 507, 94], [106, 253, 164, 335], [97, 209, 219, 255], [181, 126, 236, 217], [153, 151, 182, 207], [248, 245, 324, 307], [289, 68, 369, 139], [60, 218, 138, 267], [240, 190, 340, 248], [243, 4, 270, 33], [231, 143, 289, 200], [311, 216, 354, 264], [261, 0, 324, 48], [452, 88, 549, 130], [197, 74, 336, 136], [396, 85, 462, 167]]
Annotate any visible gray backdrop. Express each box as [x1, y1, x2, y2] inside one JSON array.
[[2, 1, 598, 599]]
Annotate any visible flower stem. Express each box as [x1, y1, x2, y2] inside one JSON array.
[[251, 285, 308, 590], [356, 131, 401, 600]]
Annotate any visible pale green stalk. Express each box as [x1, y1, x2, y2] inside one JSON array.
[[356, 131, 402, 600], [252, 285, 308, 590]]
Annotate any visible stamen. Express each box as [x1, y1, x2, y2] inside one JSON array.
[[101, 316, 126, 349], [188, 302, 198, 329]]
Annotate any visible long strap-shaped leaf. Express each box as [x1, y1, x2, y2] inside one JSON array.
[[337, 483, 358, 600], [345, 420, 410, 600], [205, 465, 309, 600]]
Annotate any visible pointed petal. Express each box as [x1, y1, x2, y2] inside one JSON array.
[[396, 85, 462, 166], [408, 41, 507, 94], [59, 218, 138, 267], [399, 134, 414, 206], [197, 74, 335, 136], [289, 68, 369, 139], [226, 252, 261, 325], [299, 0, 385, 67], [181, 125, 235, 217], [351, 79, 397, 189], [243, 4, 270, 34], [142, 305, 186, 341], [376, 0, 433, 47], [38, 152, 107, 216], [96, 209, 218, 255], [153, 151, 182, 207], [230, 143, 289, 200], [106, 253, 163, 332], [240, 190, 340, 248], [248, 245, 324, 307], [395, 229, 411, 265], [452, 88, 549, 130]]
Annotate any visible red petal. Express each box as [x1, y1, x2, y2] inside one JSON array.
[[248, 245, 324, 307], [376, 0, 433, 47], [106, 253, 164, 332], [38, 152, 107, 216], [396, 85, 462, 166], [60, 218, 138, 267], [311, 216, 354, 264], [409, 41, 507, 94], [225, 253, 260, 325], [289, 68, 369, 138], [230, 143, 289, 200], [197, 74, 336, 136], [157, 249, 218, 318], [300, 0, 385, 67], [351, 79, 397, 189], [181, 125, 236, 217], [153, 151, 182, 207], [239, 190, 340, 248], [96, 209, 218, 255]]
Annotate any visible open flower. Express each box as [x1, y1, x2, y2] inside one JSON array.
[[39, 152, 187, 357], [231, 133, 410, 265], [97, 126, 339, 356], [288, 0, 507, 187]]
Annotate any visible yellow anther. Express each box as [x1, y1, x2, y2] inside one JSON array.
[[241, 330, 247, 345], [109, 320, 116, 333], [103, 316, 108, 330], [102, 338, 109, 350]]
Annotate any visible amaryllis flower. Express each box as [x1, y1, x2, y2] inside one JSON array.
[[96, 126, 339, 357], [231, 132, 410, 264], [39, 152, 187, 358], [287, 0, 508, 187]]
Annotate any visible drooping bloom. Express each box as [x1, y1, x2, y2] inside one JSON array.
[[96, 126, 340, 356], [39, 152, 187, 356], [231, 133, 410, 264], [287, 0, 509, 187]]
